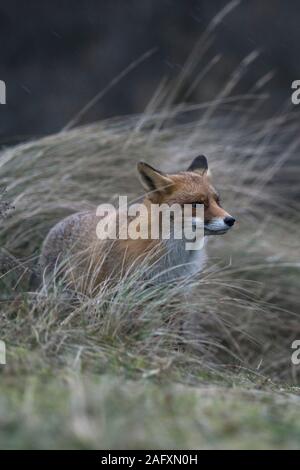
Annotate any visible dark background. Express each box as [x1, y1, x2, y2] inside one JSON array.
[[0, 0, 299, 143]]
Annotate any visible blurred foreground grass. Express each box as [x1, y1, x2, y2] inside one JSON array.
[[1, 372, 300, 449]]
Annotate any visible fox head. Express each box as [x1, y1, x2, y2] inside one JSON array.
[[137, 155, 235, 235]]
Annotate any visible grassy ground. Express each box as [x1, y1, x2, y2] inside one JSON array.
[[1, 373, 300, 450], [0, 76, 300, 447]]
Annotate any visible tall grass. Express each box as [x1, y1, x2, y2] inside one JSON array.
[[0, 96, 299, 385]]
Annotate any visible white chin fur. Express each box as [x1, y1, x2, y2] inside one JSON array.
[[205, 217, 229, 234]]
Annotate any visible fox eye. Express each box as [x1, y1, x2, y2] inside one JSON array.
[[214, 192, 221, 205]]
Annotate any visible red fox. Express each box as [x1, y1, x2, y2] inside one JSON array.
[[40, 155, 235, 291]]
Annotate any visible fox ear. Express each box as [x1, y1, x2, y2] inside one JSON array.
[[187, 155, 208, 175], [137, 162, 173, 195]]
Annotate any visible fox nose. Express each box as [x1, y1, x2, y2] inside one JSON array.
[[224, 216, 236, 227]]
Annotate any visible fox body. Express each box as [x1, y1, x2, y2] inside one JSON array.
[[40, 155, 235, 291]]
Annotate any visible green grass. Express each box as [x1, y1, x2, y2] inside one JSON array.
[[1, 372, 300, 449]]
